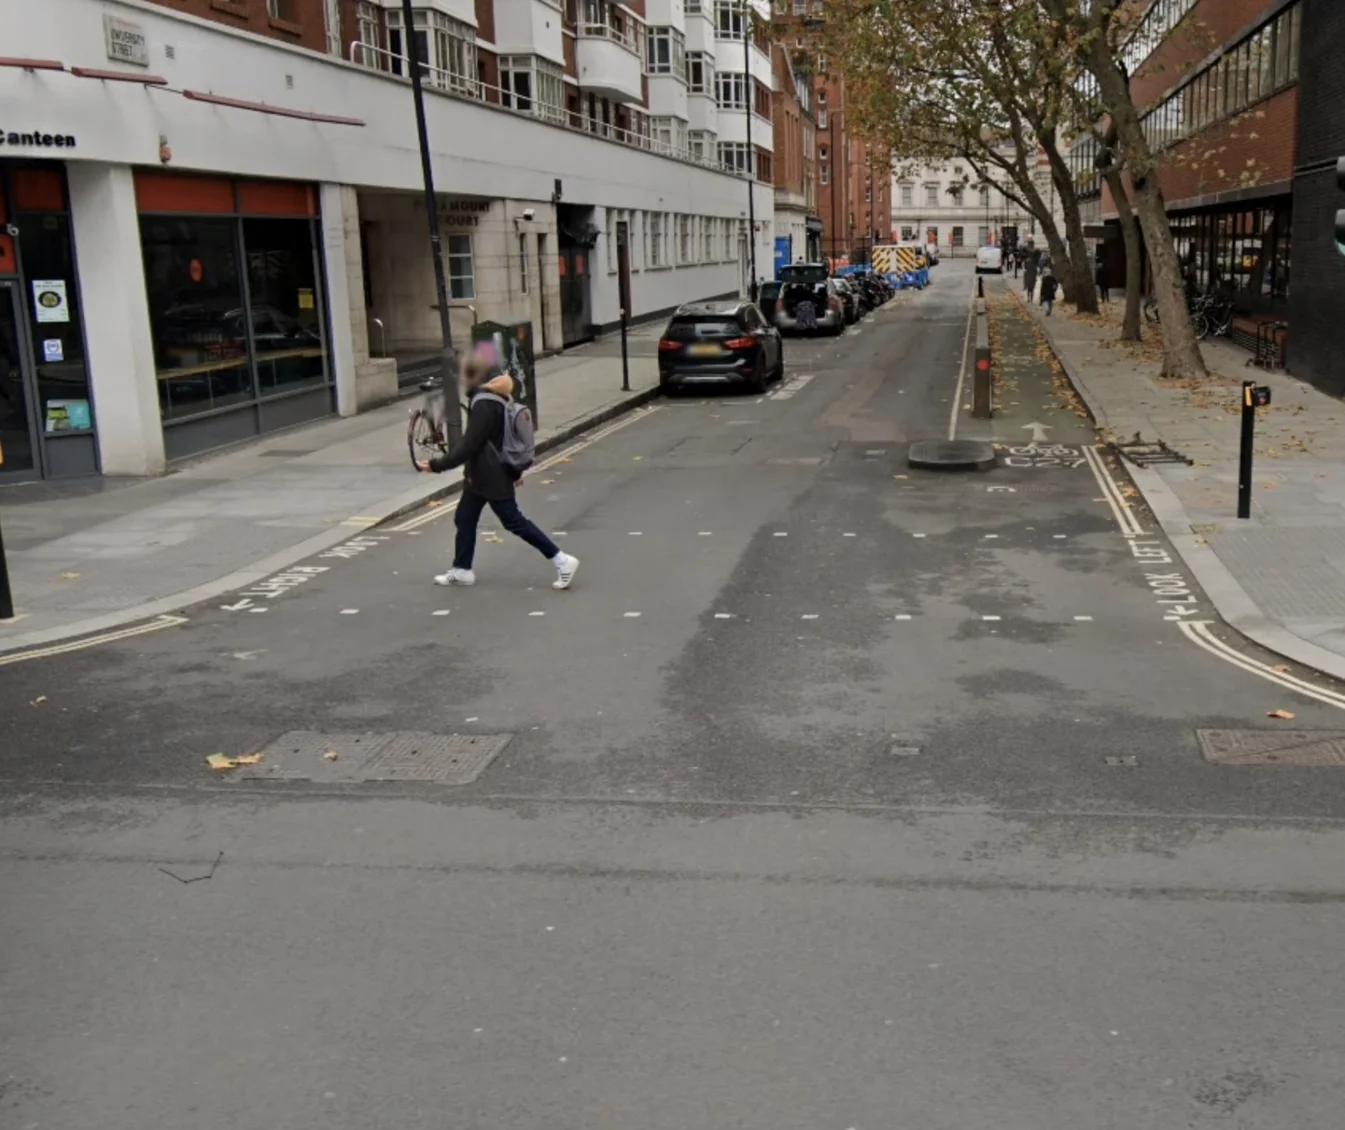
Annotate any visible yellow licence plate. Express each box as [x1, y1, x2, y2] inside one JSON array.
[[688, 343, 722, 356]]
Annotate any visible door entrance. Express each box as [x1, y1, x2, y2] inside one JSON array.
[[0, 280, 40, 481]]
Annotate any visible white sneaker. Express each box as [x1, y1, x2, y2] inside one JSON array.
[[552, 553, 579, 591], [434, 568, 476, 587]]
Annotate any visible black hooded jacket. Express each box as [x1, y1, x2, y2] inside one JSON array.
[[428, 373, 519, 500]]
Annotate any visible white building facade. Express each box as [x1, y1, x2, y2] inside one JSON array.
[[890, 158, 1036, 257], [0, 0, 773, 480]]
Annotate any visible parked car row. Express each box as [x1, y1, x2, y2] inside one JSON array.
[[655, 264, 898, 392]]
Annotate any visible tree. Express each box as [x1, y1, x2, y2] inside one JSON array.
[[1040, 0, 1208, 379], [822, 0, 1099, 312], [1094, 133, 1142, 340]]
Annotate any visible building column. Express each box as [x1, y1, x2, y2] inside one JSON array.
[[320, 183, 396, 415], [65, 163, 166, 476]]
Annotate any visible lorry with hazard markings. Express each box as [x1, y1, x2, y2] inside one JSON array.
[[872, 243, 931, 289]]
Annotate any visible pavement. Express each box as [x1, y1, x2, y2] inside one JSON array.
[[1018, 286, 1345, 681], [0, 331, 662, 653], [7, 263, 1345, 1129]]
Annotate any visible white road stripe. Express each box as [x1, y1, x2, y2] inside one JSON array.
[[1179, 621, 1345, 713], [949, 283, 977, 440]]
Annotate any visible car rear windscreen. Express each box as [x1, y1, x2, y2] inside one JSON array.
[[667, 316, 741, 339], [781, 265, 828, 285]]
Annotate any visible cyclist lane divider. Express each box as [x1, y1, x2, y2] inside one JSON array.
[[0, 385, 663, 661]]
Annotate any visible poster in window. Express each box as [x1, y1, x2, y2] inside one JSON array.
[[32, 279, 70, 324], [45, 399, 93, 433]]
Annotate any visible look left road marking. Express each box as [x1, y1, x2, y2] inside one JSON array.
[[0, 615, 188, 667]]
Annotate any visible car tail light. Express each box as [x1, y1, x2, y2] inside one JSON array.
[[724, 336, 755, 349], [829, 298, 841, 312], [658, 338, 681, 351]]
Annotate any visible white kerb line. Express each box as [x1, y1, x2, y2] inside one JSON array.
[[948, 283, 978, 441]]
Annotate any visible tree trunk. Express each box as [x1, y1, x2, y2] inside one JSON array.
[[1103, 169, 1143, 341], [1081, 24, 1206, 378], [1041, 132, 1098, 314]]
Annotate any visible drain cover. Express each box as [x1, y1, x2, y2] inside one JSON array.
[[908, 439, 996, 471], [1196, 730, 1345, 766], [243, 730, 512, 784]]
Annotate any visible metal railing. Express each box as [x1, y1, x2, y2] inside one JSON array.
[[577, 20, 641, 55], [347, 40, 747, 177]]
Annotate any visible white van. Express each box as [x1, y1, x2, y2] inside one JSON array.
[[975, 245, 1004, 275]]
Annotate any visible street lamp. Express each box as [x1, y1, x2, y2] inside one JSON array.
[[742, 0, 758, 300], [401, 0, 462, 445]]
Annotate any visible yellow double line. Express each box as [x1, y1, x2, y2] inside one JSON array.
[[0, 615, 189, 667]]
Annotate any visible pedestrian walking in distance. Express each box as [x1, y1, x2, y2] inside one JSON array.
[[1096, 260, 1110, 304], [415, 349, 579, 590], [1039, 269, 1059, 316], [1023, 249, 1038, 297]]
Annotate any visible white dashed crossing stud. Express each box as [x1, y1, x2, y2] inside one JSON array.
[[801, 614, 820, 620], [624, 612, 642, 618], [774, 532, 788, 537], [433, 610, 451, 617], [912, 533, 927, 539], [714, 613, 734, 620], [982, 615, 1002, 621], [340, 609, 359, 615], [529, 611, 546, 617], [843, 532, 857, 538], [895, 614, 912, 621], [1074, 616, 1094, 622], [698, 531, 713, 536]]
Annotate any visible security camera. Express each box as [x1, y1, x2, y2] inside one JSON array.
[[522, 208, 536, 221]]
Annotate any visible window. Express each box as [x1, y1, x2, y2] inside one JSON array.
[[819, 145, 828, 161], [817, 108, 826, 129], [924, 184, 938, 206], [703, 219, 714, 261], [519, 233, 529, 294], [679, 214, 691, 262], [820, 163, 828, 185], [757, 150, 773, 184], [386, 8, 478, 96], [687, 51, 713, 93], [266, 0, 294, 18], [651, 115, 685, 153], [688, 129, 713, 160], [649, 213, 663, 266], [977, 226, 989, 247], [686, 0, 701, 11], [754, 80, 771, 118], [978, 186, 989, 207], [948, 186, 962, 205], [718, 141, 752, 174], [899, 183, 913, 206], [864, 185, 871, 202], [448, 233, 474, 298], [715, 0, 744, 39], [355, 1, 381, 65], [900, 225, 915, 241], [951, 226, 964, 247], [714, 71, 748, 110], [647, 26, 687, 77], [499, 56, 566, 122]]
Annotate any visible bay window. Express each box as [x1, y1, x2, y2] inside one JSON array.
[[386, 8, 478, 97], [714, 71, 748, 110], [647, 27, 687, 78]]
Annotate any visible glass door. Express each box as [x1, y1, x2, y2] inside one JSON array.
[[0, 280, 41, 480]]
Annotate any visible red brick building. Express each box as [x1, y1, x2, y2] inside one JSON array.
[[1099, 0, 1303, 321]]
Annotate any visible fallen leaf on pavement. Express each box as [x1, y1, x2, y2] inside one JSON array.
[[1266, 709, 1296, 720], [633, 456, 644, 461], [206, 754, 239, 771], [540, 479, 555, 485], [323, 750, 340, 762], [31, 695, 46, 706], [59, 572, 80, 580], [1272, 664, 1291, 674], [894, 474, 908, 480], [234, 753, 264, 766], [427, 500, 443, 509]]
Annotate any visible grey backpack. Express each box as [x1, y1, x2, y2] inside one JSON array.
[[476, 392, 536, 472]]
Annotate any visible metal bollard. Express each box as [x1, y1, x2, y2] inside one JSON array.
[[972, 298, 992, 419], [1238, 381, 1271, 519]]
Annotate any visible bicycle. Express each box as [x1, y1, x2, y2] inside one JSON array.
[[407, 377, 452, 469]]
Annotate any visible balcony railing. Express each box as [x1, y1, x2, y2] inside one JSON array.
[[577, 20, 640, 56], [348, 40, 745, 176]]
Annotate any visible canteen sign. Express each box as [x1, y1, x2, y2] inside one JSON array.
[[32, 280, 70, 324]]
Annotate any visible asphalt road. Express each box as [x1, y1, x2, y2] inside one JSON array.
[[4, 262, 1345, 1129]]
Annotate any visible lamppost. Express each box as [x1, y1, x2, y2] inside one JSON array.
[[401, 0, 461, 444], [742, 0, 758, 300]]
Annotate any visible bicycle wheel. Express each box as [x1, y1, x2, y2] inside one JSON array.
[[1143, 298, 1160, 323], [1192, 312, 1210, 341], [407, 409, 445, 469]]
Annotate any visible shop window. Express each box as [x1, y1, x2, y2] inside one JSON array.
[[243, 218, 327, 399], [140, 217, 253, 421], [448, 233, 474, 298]]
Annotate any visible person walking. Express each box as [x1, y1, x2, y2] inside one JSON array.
[[415, 350, 579, 590], [1096, 258, 1110, 304], [1039, 268, 1058, 316], [1023, 249, 1038, 298]]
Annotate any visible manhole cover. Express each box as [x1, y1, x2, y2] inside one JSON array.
[[1196, 730, 1345, 766], [242, 730, 513, 784], [908, 439, 996, 471]]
